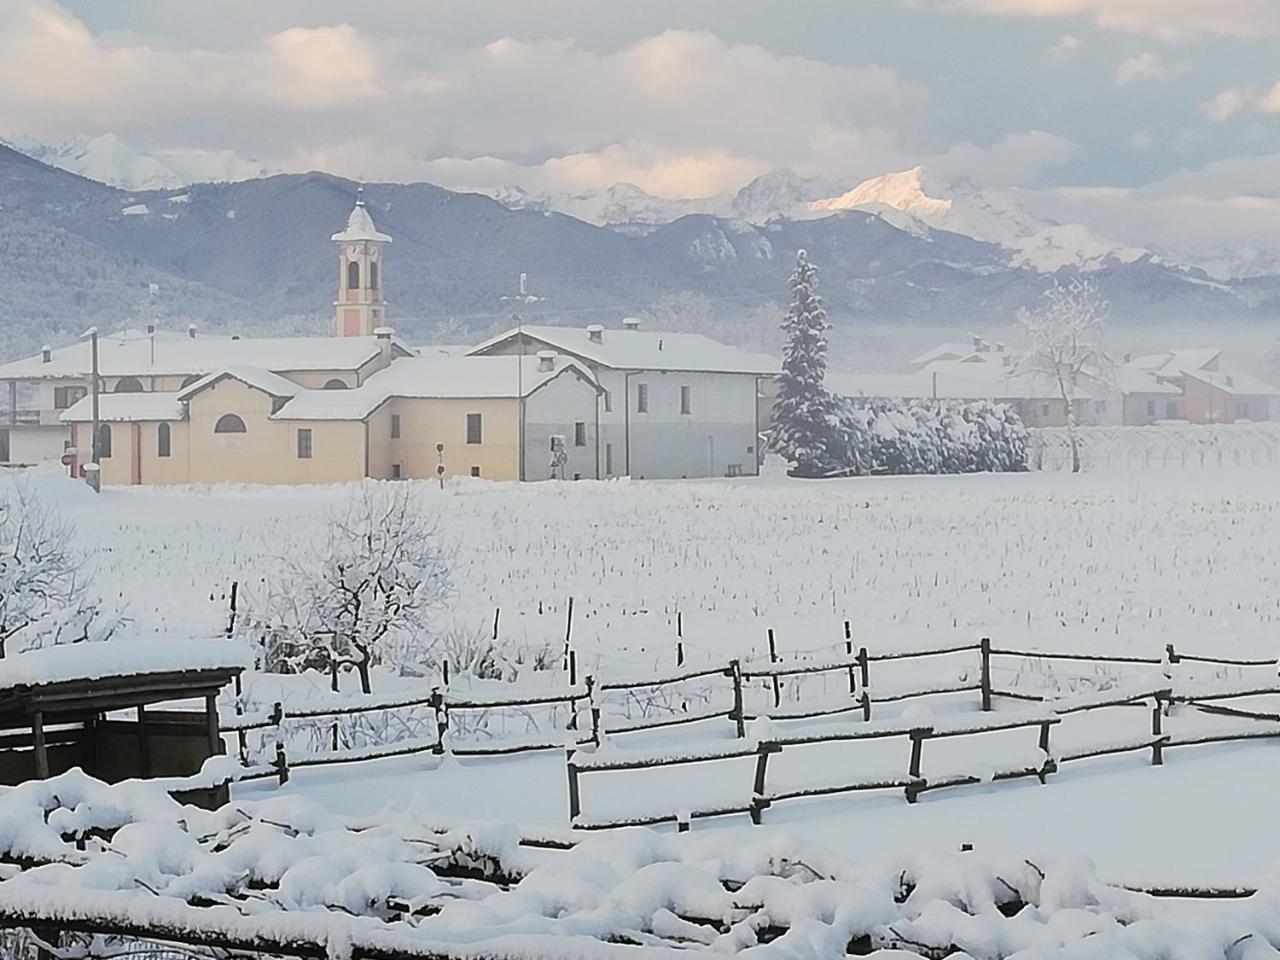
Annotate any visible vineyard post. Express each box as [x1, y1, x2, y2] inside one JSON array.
[[492, 607, 500, 641], [1151, 694, 1165, 766], [844, 620, 855, 696], [980, 638, 992, 712], [857, 647, 871, 721], [767, 629, 781, 709], [905, 729, 924, 803], [563, 596, 574, 670], [567, 651, 579, 731]]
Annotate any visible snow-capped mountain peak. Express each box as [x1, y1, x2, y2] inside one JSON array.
[[807, 165, 953, 220], [3, 132, 275, 191]]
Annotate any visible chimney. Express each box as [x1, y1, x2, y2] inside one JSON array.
[[40, 345, 51, 364], [971, 333, 981, 351], [1123, 352, 1132, 364], [536, 349, 556, 373], [146, 323, 156, 335], [187, 323, 198, 339], [995, 341, 1005, 354], [622, 317, 642, 332], [374, 326, 395, 367], [586, 324, 605, 344]]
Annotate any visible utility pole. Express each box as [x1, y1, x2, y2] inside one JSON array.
[[84, 327, 101, 493]]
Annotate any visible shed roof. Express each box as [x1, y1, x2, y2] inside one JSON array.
[[0, 639, 251, 694], [60, 393, 186, 423], [469, 324, 779, 375]]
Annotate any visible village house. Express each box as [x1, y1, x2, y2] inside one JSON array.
[[835, 336, 1278, 427], [468, 322, 778, 479]]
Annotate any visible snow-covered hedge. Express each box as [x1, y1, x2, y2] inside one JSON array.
[[791, 397, 1029, 478]]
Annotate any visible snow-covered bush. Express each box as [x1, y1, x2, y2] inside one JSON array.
[[0, 481, 121, 656], [770, 248, 1027, 478], [239, 484, 453, 693]]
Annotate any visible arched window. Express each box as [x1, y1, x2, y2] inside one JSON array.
[[157, 422, 171, 458], [323, 378, 349, 390], [96, 423, 112, 458], [180, 374, 202, 389], [214, 414, 247, 434], [347, 260, 360, 290], [369, 261, 379, 291], [114, 377, 144, 393]]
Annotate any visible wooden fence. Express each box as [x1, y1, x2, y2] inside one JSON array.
[[564, 640, 1280, 829]]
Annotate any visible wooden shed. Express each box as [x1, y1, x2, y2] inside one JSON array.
[[0, 639, 250, 807]]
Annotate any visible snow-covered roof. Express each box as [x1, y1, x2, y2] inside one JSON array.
[[909, 342, 985, 366], [828, 367, 1095, 402], [1160, 349, 1222, 376], [0, 330, 411, 381], [1185, 368, 1280, 397], [60, 392, 186, 423], [1111, 367, 1181, 396], [273, 354, 598, 421], [469, 324, 779, 375], [0, 639, 252, 690], [330, 199, 392, 244], [177, 367, 302, 401]]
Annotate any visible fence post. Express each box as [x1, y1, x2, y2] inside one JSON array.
[[492, 607, 501, 641], [1151, 694, 1165, 766], [767, 629, 781, 709], [857, 647, 871, 721], [677, 641, 684, 668], [728, 659, 745, 738], [585, 675, 600, 745], [1037, 721, 1055, 783], [905, 729, 925, 803], [749, 741, 778, 826], [566, 748, 581, 822], [274, 741, 289, 786], [980, 638, 992, 712], [431, 688, 447, 756], [844, 620, 856, 696], [568, 652, 579, 731]]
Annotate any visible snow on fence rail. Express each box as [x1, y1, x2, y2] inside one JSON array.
[[564, 640, 1280, 829]]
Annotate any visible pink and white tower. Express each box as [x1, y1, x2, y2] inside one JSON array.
[[331, 187, 393, 337]]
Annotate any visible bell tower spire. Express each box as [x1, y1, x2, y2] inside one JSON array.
[[331, 186, 392, 337]]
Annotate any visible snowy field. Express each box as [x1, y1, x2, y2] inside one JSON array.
[[13, 460, 1280, 890]]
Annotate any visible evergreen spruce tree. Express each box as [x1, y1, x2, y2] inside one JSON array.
[[772, 250, 842, 477]]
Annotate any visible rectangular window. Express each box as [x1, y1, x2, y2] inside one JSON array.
[[297, 428, 312, 459], [1146, 400, 1156, 417], [574, 421, 586, 446], [637, 383, 649, 413], [391, 463, 402, 479], [680, 385, 691, 415], [605, 443, 614, 475], [1237, 402, 1249, 419], [470, 465, 481, 478], [466, 413, 482, 444], [1166, 401, 1178, 418], [1040, 403, 1049, 417], [54, 386, 87, 410], [390, 414, 401, 439], [603, 390, 612, 413]]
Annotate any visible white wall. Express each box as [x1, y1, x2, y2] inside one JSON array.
[[523, 371, 601, 481], [596, 368, 761, 479]]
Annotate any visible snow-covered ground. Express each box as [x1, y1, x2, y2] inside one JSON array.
[[13, 461, 1280, 890]]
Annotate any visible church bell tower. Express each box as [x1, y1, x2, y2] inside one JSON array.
[[331, 187, 392, 337]]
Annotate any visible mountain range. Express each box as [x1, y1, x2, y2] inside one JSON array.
[[1, 136, 1278, 363]]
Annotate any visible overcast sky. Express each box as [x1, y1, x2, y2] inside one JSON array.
[[2, 0, 1279, 245]]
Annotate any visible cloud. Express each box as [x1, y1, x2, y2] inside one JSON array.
[[1045, 33, 1081, 60], [1128, 130, 1153, 148], [1201, 83, 1280, 122], [950, 0, 1280, 38], [1115, 53, 1167, 85], [935, 130, 1078, 183]]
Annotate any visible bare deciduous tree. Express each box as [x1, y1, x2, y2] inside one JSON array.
[[0, 482, 121, 656], [1018, 278, 1110, 473], [245, 484, 452, 693]]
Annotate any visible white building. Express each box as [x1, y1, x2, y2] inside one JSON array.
[[469, 320, 778, 479]]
